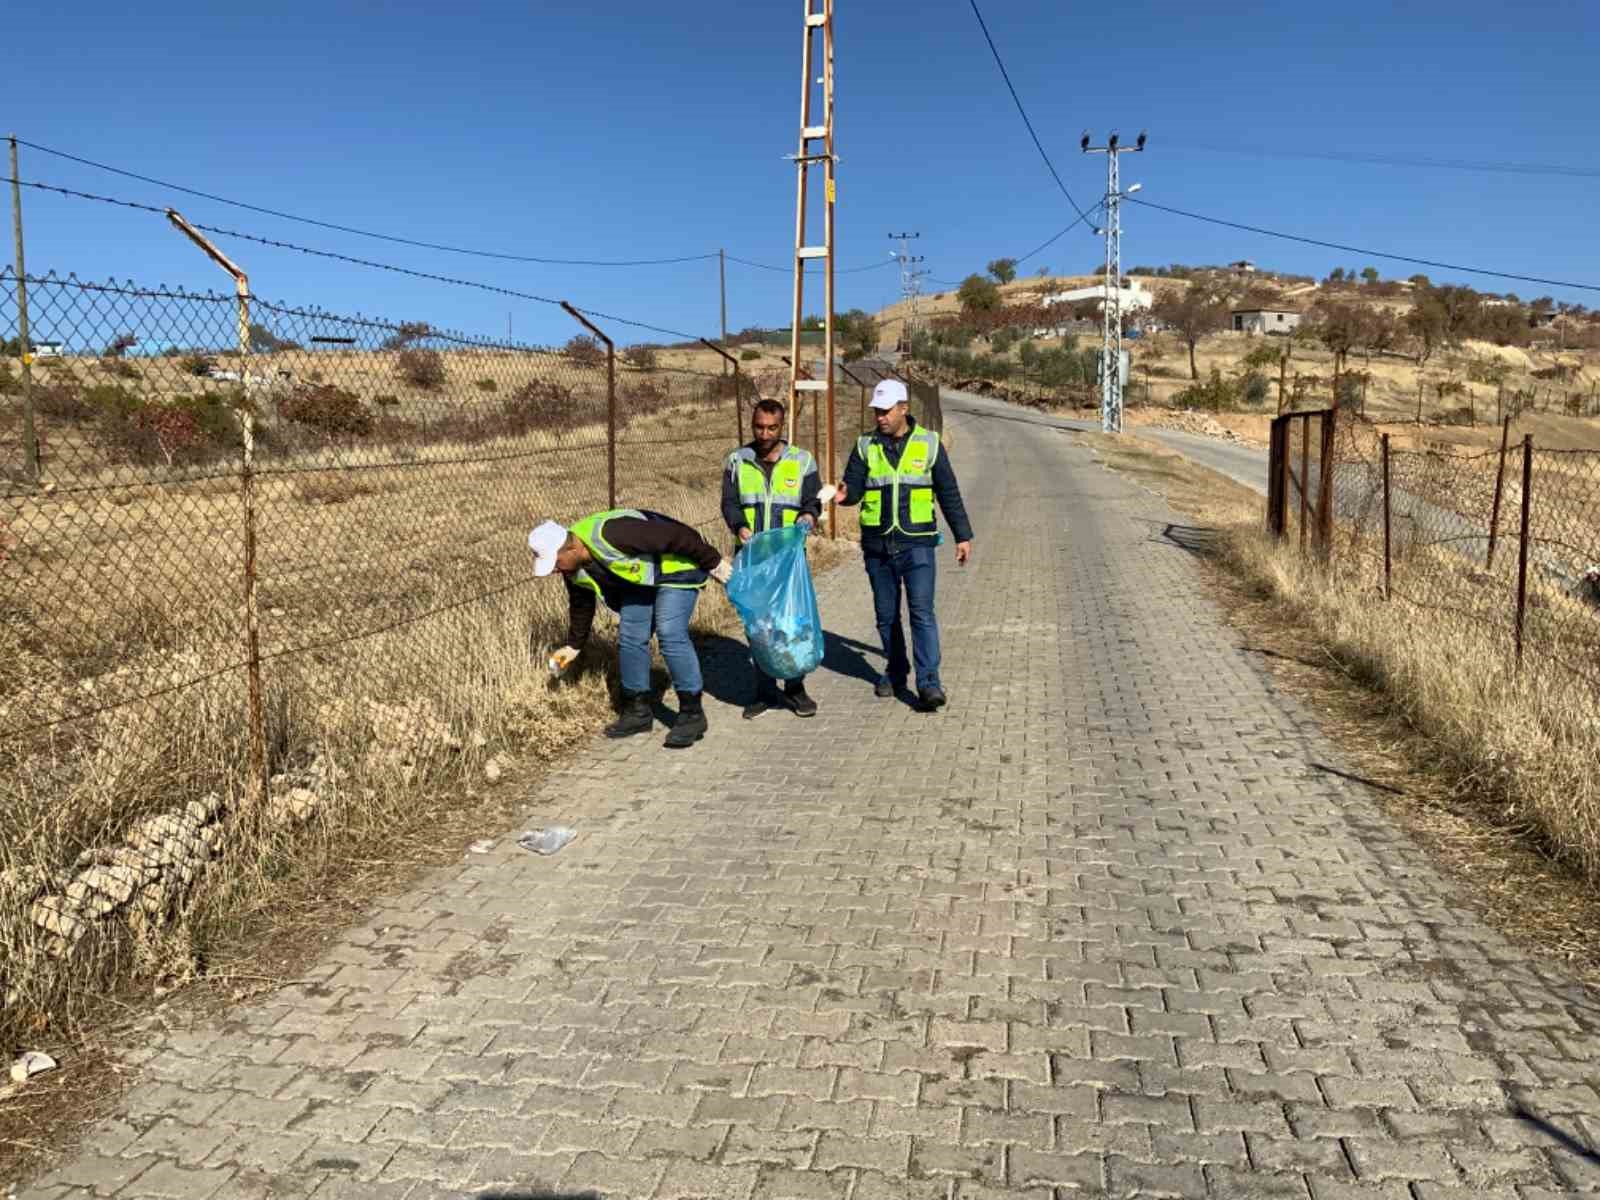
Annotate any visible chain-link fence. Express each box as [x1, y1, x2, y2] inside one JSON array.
[[1269, 405, 1600, 692], [0, 268, 778, 983]]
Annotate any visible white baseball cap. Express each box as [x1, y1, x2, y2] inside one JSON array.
[[870, 379, 908, 410], [527, 520, 568, 577]]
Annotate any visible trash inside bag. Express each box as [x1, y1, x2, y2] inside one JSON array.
[[728, 525, 824, 680]]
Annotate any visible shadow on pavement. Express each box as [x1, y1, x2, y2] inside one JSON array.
[[477, 1191, 599, 1200], [1160, 522, 1226, 557]]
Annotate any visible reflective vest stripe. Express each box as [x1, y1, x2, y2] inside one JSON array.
[[728, 445, 813, 534], [570, 508, 708, 591], [856, 429, 940, 537]]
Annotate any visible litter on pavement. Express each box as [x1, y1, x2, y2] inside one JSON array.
[[517, 826, 577, 856]]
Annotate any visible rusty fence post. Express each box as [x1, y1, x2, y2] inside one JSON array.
[[1381, 433, 1392, 600], [8, 135, 39, 482], [1266, 415, 1288, 537], [1486, 415, 1511, 571], [698, 337, 741, 447], [1515, 434, 1533, 670], [1299, 414, 1310, 555], [1316, 404, 1337, 558], [166, 210, 267, 807], [561, 303, 615, 509]]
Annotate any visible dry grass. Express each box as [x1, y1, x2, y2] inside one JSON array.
[[0, 333, 862, 1071], [1078, 429, 1600, 980]]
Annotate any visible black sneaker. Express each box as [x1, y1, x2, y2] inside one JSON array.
[[742, 695, 777, 720], [917, 685, 947, 712], [786, 684, 818, 718]]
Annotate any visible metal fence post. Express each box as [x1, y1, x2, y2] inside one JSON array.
[[1486, 415, 1511, 571], [1299, 415, 1310, 555], [1267, 415, 1288, 537], [698, 337, 742, 450], [1381, 433, 1392, 600], [1316, 405, 1337, 557], [1515, 433, 1532, 670], [166, 209, 267, 807], [8, 135, 40, 482], [561, 303, 616, 509]]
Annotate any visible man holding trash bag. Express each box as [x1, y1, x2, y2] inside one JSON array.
[[529, 509, 732, 749], [721, 397, 825, 719], [836, 378, 973, 711]]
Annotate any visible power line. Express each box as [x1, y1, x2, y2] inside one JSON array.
[[965, 0, 1095, 228], [725, 253, 894, 275], [1162, 139, 1600, 181], [16, 137, 721, 268], [1126, 196, 1600, 294]]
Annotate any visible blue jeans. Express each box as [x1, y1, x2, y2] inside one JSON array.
[[617, 586, 703, 696], [863, 544, 940, 690]]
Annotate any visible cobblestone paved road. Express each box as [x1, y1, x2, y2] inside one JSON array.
[[23, 395, 1600, 1199]]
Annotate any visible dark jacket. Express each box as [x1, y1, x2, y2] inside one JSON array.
[[564, 512, 721, 647], [720, 441, 823, 536], [839, 416, 974, 554]]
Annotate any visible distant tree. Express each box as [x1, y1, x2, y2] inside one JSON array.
[[1360, 266, 1380, 286], [1359, 308, 1400, 363], [1530, 296, 1556, 314], [987, 258, 1018, 285], [248, 323, 301, 353], [1408, 273, 1431, 289], [1404, 294, 1449, 365], [957, 274, 1001, 314], [990, 327, 1018, 354], [1151, 283, 1231, 380], [622, 344, 659, 371], [102, 333, 137, 358], [836, 309, 879, 359], [1308, 300, 1365, 372], [1326, 267, 1346, 284], [1036, 265, 1050, 278], [800, 313, 825, 331]]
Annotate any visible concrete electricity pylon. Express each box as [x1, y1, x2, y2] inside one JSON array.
[[888, 232, 925, 351], [1081, 129, 1146, 433]]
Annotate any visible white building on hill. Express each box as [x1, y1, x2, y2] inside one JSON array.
[[1042, 279, 1154, 314]]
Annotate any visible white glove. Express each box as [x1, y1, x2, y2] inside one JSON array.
[[711, 558, 733, 585], [547, 646, 579, 676], [816, 483, 838, 505]]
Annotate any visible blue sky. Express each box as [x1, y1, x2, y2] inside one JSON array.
[[6, 0, 1597, 346]]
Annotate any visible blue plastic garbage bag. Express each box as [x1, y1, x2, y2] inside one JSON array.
[[727, 525, 824, 680]]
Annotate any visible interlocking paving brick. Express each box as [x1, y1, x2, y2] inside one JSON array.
[[23, 391, 1600, 1198]]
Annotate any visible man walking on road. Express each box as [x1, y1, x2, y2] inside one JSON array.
[[530, 508, 732, 749], [721, 397, 824, 720], [837, 378, 973, 711]]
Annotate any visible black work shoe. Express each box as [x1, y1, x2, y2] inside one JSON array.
[[664, 692, 707, 749], [604, 691, 653, 738], [785, 684, 818, 718], [917, 685, 948, 712], [874, 676, 896, 699]]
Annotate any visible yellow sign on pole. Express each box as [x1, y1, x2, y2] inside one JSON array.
[[826, 179, 836, 204]]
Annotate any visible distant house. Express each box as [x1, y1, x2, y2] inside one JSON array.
[[1530, 311, 1559, 330], [1042, 279, 1154, 313], [1228, 260, 1257, 274], [31, 340, 63, 357], [1232, 308, 1301, 335]]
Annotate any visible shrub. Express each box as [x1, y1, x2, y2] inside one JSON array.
[[563, 335, 605, 369], [373, 393, 400, 408], [502, 378, 584, 433], [32, 379, 97, 421], [0, 360, 17, 396], [94, 390, 244, 467], [102, 358, 141, 381], [740, 349, 761, 362], [280, 382, 374, 438], [396, 347, 446, 389], [1242, 372, 1271, 406], [621, 379, 668, 417], [622, 345, 658, 371], [1241, 342, 1283, 371], [178, 354, 216, 378], [473, 378, 497, 393], [1173, 368, 1241, 412], [102, 333, 137, 358]]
